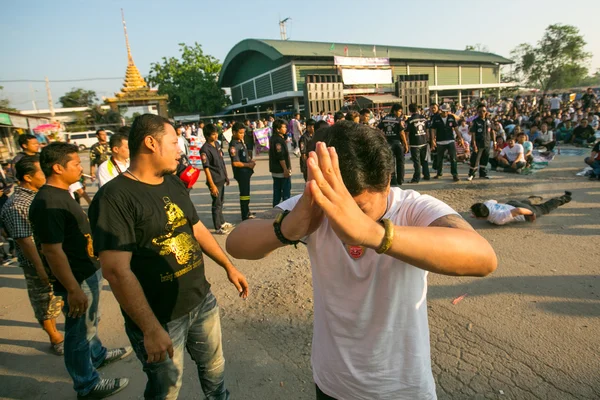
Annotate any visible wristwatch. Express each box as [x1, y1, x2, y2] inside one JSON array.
[[273, 210, 300, 248]]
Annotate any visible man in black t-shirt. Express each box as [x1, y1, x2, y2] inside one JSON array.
[[377, 103, 408, 186], [299, 119, 316, 181], [269, 119, 292, 207], [89, 114, 249, 400], [570, 119, 596, 145], [406, 103, 430, 183], [243, 118, 255, 160], [30, 143, 130, 399], [229, 122, 256, 221], [431, 104, 460, 182], [201, 124, 233, 234], [467, 104, 494, 181]]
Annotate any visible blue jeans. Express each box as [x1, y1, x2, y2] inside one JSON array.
[[56, 269, 106, 396], [272, 177, 291, 207], [585, 157, 600, 175], [125, 292, 229, 400]]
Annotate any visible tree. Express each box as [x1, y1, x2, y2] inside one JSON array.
[[147, 42, 230, 116], [0, 86, 17, 111], [511, 24, 591, 92], [465, 44, 490, 53], [59, 88, 98, 108]]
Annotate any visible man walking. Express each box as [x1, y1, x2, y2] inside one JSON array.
[[30, 143, 131, 399], [467, 104, 494, 181], [269, 119, 292, 207], [299, 119, 316, 182], [292, 112, 304, 157], [405, 103, 430, 183], [226, 121, 497, 400], [96, 133, 129, 188], [431, 104, 460, 182], [89, 114, 249, 400], [229, 122, 256, 221], [377, 103, 408, 186], [0, 156, 64, 355], [89, 129, 110, 182], [201, 124, 233, 234]]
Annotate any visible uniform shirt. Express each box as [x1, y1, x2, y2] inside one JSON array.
[[483, 200, 525, 225], [97, 158, 129, 188], [200, 142, 227, 184], [377, 114, 404, 143], [406, 114, 428, 147], [299, 133, 313, 171], [228, 139, 253, 180], [279, 188, 457, 400], [89, 142, 110, 168], [469, 117, 492, 146], [269, 134, 291, 176], [0, 186, 36, 268], [431, 114, 458, 143]]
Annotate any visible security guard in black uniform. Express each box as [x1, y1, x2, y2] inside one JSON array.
[[431, 104, 460, 182], [377, 103, 409, 185], [299, 119, 315, 182], [467, 104, 494, 181], [229, 122, 256, 220]]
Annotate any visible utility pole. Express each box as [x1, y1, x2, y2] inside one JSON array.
[[30, 84, 38, 112], [45, 76, 55, 118], [279, 17, 291, 40]]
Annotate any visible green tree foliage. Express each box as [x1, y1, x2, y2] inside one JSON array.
[[465, 44, 490, 53], [511, 24, 591, 91], [59, 88, 98, 107], [147, 43, 230, 116], [0, 86, 17, 111]]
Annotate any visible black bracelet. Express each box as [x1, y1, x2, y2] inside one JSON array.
[[273, 210, 300, 248]]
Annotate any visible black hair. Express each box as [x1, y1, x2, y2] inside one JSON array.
[[273, 119, 286, 133], [334, 112, 345, 122], [391, 103, 402, 113], [116, 126, 130, 136], [128, 114, 171, 158], [315, 120, 329, 131], [306, 119, 316, 127], [471, 203, 490, 218], [18, 134, 37, 150], [345, 111, 359, 121], [307, 121, 393, 196], [408, 103, 418, 113], [96, 128, 106, 136], [477, 103, 486, 110], [15, 155, 40, 182], [232, 122, 245, 133], [109, 133, 128, 150], [39, 142, 79, 177], [359, 108, 371, 116], [204, 123, 218, 138]]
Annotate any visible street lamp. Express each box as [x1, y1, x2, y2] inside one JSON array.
[[254, 105, 261, 120]]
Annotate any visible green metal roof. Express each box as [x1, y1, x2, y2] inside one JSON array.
[[219, 38, 513, 86]]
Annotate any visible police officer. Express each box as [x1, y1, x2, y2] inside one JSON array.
[[431, 104, 460, 182], [377, 103, 408, 186], [467, 104, 494, 181], [406, 103, 430, 183], [299, 119, 316, 182], [229, 122, 256, 220]]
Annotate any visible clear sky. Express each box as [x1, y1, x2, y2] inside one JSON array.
[[1, 0, 599, 110]]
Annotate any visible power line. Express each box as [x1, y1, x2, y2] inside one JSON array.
[[0, 77, 123, 83]]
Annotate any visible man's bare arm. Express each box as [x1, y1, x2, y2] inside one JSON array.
[[226, 208, 286, 260], [16, 237, 48, 283], [42, 243, 79, 292]]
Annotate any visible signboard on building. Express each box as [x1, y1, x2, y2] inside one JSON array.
[[341, 69, 392, 85], [0, 113, 12, 126], [10, 115, 29, 129], [334, 56, 390, 67]]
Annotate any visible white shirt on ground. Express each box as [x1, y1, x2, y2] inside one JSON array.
[[483, 200, 525, 225], [97, 158, 130, 188], [279, 188, 457, 400], [500, 144, 525, 163]]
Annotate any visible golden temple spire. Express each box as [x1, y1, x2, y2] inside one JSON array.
[[121, 8, 133, 63], [118, 8, 148, 94]]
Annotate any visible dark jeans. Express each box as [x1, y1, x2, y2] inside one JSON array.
[[316, 385, 337, 400], [507, 197, 565, 217], [236, 173, 251, 220], [436, 142, 458, 177], [125, 292, 229, 400], [56, 269, 106, 396], [389, 140, 405, 185], [585, 157, 600, 176], [272, 176, 291, 207], [210, 181, 226, 230], [534, 139, 556, 151], [410, 145, 430, 182], [502, 161, 526, 173], [469, 144, 490, 177]]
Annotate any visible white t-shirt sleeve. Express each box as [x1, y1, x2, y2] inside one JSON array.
[[96, 161, 111, 188], [400, 191, 459, 227], [275, 194, 302, 212]]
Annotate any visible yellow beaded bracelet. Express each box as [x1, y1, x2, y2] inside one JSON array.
[[375, 218, 394, 254]]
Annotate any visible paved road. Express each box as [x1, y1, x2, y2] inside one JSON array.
[[0, 148, 598, 399]]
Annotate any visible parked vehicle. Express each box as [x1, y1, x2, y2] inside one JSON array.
[[64, 130, 113, 151]]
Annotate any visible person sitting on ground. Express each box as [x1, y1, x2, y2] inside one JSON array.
[[455, 134, 470, 162], [534, 123, 556, 151], [584, 140, 600, 180], [489, 136, 506, 171], [496, 136, 526, 173], [528, 124, 540, 143], [471, 191, 572, 225], [517, 132, 534, 167], [570, 118, 596, 145], [556, 119, 574, 143]]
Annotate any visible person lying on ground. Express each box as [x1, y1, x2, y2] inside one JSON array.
[[470, 191, 572, 226], [226, 121, 497, 400]]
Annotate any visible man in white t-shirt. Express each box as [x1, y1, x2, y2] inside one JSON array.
[[471, 191, 571, 225], [226, 121, 497, 400], [97, 133, 130, 188], [497, 137, 526, 173], [549, 94, 562, 114], [534, 123, 556, 151]]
